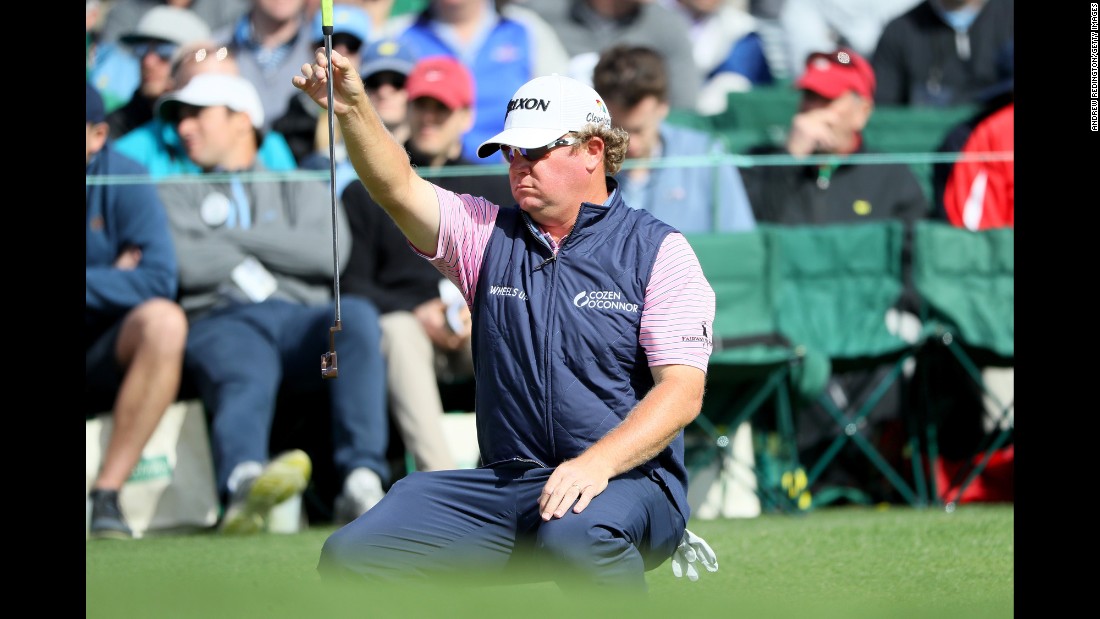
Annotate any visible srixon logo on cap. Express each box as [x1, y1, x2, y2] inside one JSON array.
[[506, 98, 550, 116]]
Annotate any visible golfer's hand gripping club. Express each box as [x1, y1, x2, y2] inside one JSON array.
[[320, 0, 342, 380], [670, 528, 719, 582]]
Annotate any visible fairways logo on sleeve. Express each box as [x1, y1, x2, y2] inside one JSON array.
[[572, 289, 639, 313], [681, 322, 713, 347]]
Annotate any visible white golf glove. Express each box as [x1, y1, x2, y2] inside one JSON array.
[[670, 528, 718, 582]]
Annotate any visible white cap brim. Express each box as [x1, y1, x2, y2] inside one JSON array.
[[156, 74, 265, 129]]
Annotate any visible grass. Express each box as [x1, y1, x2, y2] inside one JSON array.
[[86, 503, 1012, 618]]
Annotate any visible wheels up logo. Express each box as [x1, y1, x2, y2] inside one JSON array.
[[489, 285, 528, 301]]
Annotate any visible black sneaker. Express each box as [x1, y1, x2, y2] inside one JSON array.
[[89, 489, 133, 540]]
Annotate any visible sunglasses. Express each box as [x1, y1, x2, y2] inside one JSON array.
[[365, 71, 406, 91], [131, 41, 177, 60], [335, 33, 363, 54], [316, 34, 363, 55], [500, 136, 577, 163]]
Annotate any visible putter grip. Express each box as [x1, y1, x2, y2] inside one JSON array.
[[321, 0, 333, 29]]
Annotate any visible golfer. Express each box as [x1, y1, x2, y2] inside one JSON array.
[[294, 49, 718, 590]]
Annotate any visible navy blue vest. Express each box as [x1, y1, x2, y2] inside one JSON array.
[[472, 181, 691, 519]]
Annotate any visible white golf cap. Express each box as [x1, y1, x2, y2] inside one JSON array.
[[156, 74, 265, 129], [476, 74, 612, 158], [120, 6, 212, 47]]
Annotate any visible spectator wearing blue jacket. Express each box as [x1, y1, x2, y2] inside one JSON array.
[[592, 44, 756, 233], [86, 82, 189, 540], [396, 0, 552, 165]]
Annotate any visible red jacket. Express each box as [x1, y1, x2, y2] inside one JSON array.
[[943, 103, 1014, 230]]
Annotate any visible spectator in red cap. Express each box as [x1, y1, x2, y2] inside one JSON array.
[[786, 48, 877, 158], [741, 46, 926, 224], [739, 47, 929, 505], [404, 57, 474, 165]]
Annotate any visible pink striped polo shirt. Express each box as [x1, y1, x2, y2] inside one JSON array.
[[412, 185, 715, 373]]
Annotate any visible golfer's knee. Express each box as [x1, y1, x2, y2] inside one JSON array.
[[318, 528, 365, 576], [539, 520, 630, 567]]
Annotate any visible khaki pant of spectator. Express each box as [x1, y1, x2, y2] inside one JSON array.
[[380, 311, 458, 472]]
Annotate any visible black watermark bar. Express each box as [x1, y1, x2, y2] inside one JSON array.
[[1092, 3, 1098, 130]]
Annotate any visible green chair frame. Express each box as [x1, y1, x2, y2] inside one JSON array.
[[766, 221, 930, 508], [912, 221, 1014, 510], [688, 230, 816, 512]]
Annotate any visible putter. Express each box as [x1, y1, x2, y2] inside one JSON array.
[[320, 0, 342, 379]]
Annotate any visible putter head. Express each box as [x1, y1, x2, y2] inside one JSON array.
[[321, 351, 338, 379]]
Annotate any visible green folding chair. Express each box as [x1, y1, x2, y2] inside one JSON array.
[[713, 84, 799, 143], [912, 221, 1014, 510], [767, 221, 930, 508], [687, 230, 828, 512], [861, 105, 979, 204]]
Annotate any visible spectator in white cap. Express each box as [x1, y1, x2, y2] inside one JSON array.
[[156, 73, 267, 171], [108, 5, 213, 139], [296, 50, 720, 589], [155, 70, 394, 536]]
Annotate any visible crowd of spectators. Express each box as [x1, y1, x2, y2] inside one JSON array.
[[86, 0, 1014, 537]]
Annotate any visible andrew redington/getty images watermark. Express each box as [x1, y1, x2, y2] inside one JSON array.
[[1092, 3, 1099, 130]]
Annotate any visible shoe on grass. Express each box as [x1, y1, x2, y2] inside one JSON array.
[[333, 467, 384, 524], [220, 449, 312, 535], [89, 488, 133, 540]]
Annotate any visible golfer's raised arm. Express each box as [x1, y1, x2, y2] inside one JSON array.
[[292, 48, 441, 254]]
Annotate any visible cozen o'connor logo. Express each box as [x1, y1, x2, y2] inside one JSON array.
[[572, 290, 639, 313]]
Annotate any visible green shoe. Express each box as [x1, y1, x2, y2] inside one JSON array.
[[220, 450, 312, 535]]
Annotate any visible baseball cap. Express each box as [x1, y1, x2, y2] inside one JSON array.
[[795, 48, 876, 100], [406, 56, 474, 110], [156, 73, 265, 129], [360, 38, 417, 79], [120, 6, 212, 47], [87, 82, 105, 124], [311, 4, 372, 47], [476, 74, 611, 159]]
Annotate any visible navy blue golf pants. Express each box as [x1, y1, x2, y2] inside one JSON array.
[[184, 297, 389, 498], [318, 464, 685, 590]]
